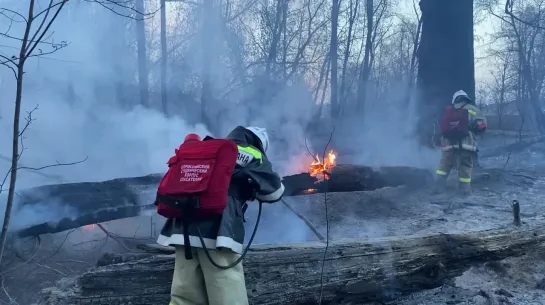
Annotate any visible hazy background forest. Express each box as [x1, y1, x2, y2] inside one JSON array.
[[0, 0, 543, 190], [2, 1, 545, 304]]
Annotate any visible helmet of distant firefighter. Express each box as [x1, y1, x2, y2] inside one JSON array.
[[451, 90, 472, 105]]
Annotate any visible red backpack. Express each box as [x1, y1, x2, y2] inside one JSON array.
[[154, 138, 239, 220], [440, 106, 469, 141]]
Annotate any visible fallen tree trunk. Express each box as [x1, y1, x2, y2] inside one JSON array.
[[282, 164, 433, 195], [16, 165, 432, 237], [39, 221, 545, 305], [15, 174, 163, 237]]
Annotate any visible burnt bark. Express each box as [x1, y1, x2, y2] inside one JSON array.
[[38, 222, 545, 304], [416, 0, 474, 146], [15, 174, 162, 237], [283, 164, 433, 196]]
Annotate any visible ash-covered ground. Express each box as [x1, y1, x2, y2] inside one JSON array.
[[3, 133, 545, 305], [241, 132, 545, 305], [276, 180, 545, 305]]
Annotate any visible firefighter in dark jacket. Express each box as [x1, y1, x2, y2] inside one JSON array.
[[432, 90, 487, 196], [158, 126, 285, 305]]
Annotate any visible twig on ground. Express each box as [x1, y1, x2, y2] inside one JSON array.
[[34, 261, 65, 276], [503, 115, 524, 169], [52, 262, 76, 275], [55, 259, 93, 266], [280, 199, 325, 241], [0, 236, 41, 276], [72, 237, 108, 247], [96, 224, 134, 251], [0, 277, 16, 305], [38, 229, 76, 262]]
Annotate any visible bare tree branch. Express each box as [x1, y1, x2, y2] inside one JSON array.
[[84, 0, 160, 20], [504, 0, 545, 30]]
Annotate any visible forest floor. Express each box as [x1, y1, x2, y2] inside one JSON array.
[[2, 131, 545, 305]]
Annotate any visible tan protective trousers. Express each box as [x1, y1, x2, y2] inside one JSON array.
[[435, 149, 474, 184], [169, 246, 249, 305]]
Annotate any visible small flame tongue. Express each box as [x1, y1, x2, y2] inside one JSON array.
[[309, 150, 337, 179], [83, 224, 96, 231]]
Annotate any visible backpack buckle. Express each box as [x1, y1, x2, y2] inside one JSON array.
[[188, 197, 201, 209]]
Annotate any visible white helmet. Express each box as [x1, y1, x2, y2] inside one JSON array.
[[452, 90, 471, 104], [245, 126, 269, 153]]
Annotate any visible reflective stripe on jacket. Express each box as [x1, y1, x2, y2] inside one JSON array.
[[440, 104, 487, 152], [157, 126, 285, 254]]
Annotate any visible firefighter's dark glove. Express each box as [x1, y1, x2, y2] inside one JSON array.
[[476, 124, 487, 134]]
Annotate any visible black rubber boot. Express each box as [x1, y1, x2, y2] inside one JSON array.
[[458, 182, 471, 197], [431, 176, 447, 195]]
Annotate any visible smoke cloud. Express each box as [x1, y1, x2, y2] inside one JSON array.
[[0, 0, 433, 237]]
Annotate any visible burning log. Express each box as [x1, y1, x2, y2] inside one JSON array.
[[282, 164, 434, 196], [39, 221, 545, 305], [15, 163, 432, 237]]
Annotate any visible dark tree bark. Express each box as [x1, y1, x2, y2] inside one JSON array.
[[416, 0, 474, 146], [339, 0, 359, 114], [356, 0, 374, 115], [200, 0, 214, 130], [329, 0, 340, 118], [282, 164, 433, 196], [38, 223, 545, 305], [160, 0, 168, 114], [135, 0, 149, 107]]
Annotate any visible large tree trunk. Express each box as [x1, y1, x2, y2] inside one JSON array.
[[38, 222, 545, 305], [338, 0, 359, 115], [329, 0, 339, 118], [356, 0, 374, 115], [200, 0, 214, 131], [282, 164, 433, 196], [160, 0, 168, 114], [14, 165, 432, 237], [135, 0, 149, 107], [416, 0, 474, 147]]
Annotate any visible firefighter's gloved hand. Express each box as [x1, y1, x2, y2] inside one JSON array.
[[471, 122, 487, 134], [475, 123, 487, 134]]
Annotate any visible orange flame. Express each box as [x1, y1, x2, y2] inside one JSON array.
[[82, 224, 96, 231], [309, 150, 337, 179]]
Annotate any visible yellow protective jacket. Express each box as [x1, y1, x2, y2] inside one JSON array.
[[440, 103, 487, 152]]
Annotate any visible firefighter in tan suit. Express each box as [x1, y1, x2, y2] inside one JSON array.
[[158, 126, 285, 305], [432, 90, 487, 195]]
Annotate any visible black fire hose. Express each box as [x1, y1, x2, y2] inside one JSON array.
[[197, 201, 263, 269]]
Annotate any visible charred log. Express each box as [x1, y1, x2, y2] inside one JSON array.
[[15, 165, 432, 237], [39, 222, 545, 305], [283, 164, 433, 196], [15, 174, 162, 237]]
